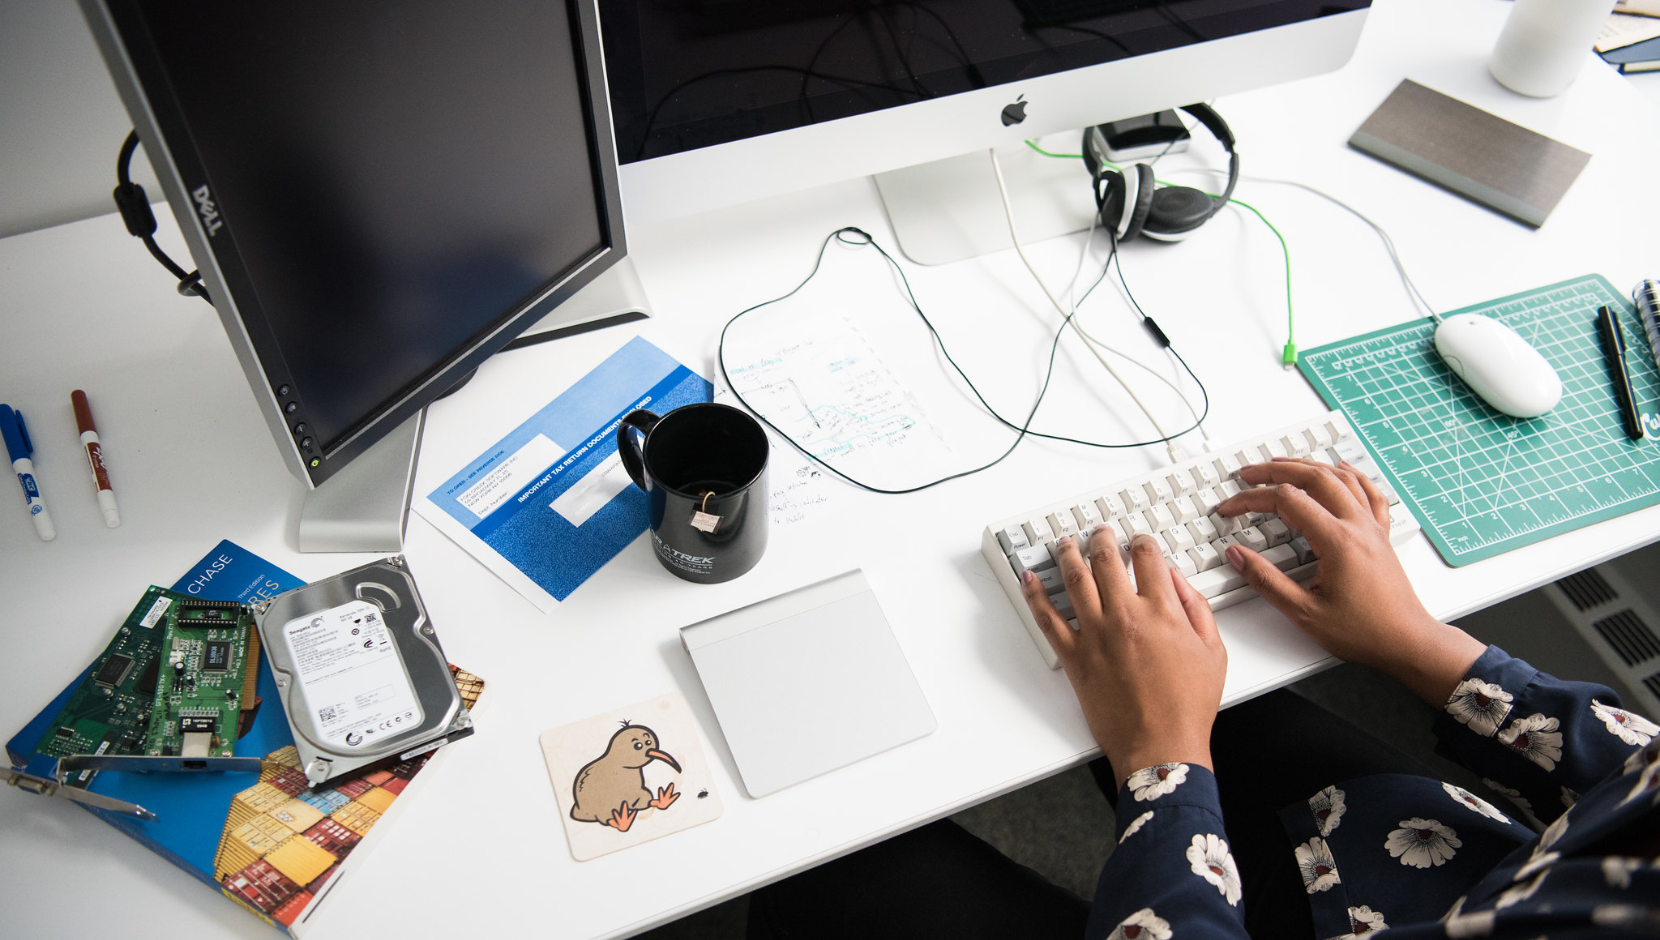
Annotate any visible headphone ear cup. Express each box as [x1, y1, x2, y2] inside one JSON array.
[[1120, 163, 1157, 242], [1143, 185, 1217, 240], [1096, 168, 1127, 235]]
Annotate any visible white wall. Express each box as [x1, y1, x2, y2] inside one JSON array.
[[0, 0, 159, 239]]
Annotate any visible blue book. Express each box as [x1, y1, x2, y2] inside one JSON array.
[[6, 541, 482, 934], [415, 335, 711, 610]]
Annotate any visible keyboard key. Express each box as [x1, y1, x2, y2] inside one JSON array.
[[1218, 480, 1243, 500], [1036, 567, 1066, 594], [1215, 454, 1243, 480], [1332, 439, 1367, 465], [1124, 513, 1153, 539], [1238, 526, 1268, 552], [1189, 542, 1222, 571], [1171, 495, 1199, 524], [1261, 543, 1299, 572], [1167, 525, 1197, 555], [1194, 488, 1221, 516], [1073, 502, 1103, 532], [1103, 520, 1130, 548], [1210, 511, 1243, 537], [1261, 518, 1292, 547], [1195, 461, 1221, 489], [1261, 438, 1288, 460], [1234, 445, 1264, 468], [1121, 486, 1149, 513], [1096, 493, 1127, 519], [1190, 564, 1247, 598], [1169, 551, 1198, 578], [1145, 478, 1174, 506], [997, 526, 1030, 553], [1188, 516, 1219, 543], [1048, 512, 1079, 540], [1147, 504, 1177, 532], [1305, 424, 1333, 450], [1168, 469, 1196, 496], [1290, 536, 1317, 565], [1280, 433, 1309, 458], [1009, 545, 1055, 578], [1025, 516, 1056, 545]]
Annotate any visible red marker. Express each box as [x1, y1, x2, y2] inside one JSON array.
[[71, 390, 120, 527]]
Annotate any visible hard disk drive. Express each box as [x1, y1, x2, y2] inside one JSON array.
[[254, 556, 472, 785]]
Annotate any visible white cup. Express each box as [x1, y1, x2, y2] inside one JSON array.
[[1489, 0, 1617, 98]]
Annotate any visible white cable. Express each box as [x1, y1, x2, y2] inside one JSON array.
[[987, 149, 1186, 462], [1169, 166, 1439, 322], [1063, 220, 1214, 446]]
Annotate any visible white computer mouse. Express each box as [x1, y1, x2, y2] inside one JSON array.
[[1433, 313, 1562, 418]]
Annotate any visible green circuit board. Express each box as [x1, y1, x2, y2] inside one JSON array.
[[32, 586, 257, 786], [143, 593, 256, 758]]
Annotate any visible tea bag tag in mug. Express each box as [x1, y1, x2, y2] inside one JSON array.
[[690, 491, 721, 534]]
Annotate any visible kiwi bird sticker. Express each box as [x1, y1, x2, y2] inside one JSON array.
[[571, 722, 682, 831], [541, 693, 723, 860]]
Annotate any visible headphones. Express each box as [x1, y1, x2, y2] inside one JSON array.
[[1083, 102, 1239, 243]]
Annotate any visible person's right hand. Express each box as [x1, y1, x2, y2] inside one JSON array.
[[1215, 458, 1486, 706]]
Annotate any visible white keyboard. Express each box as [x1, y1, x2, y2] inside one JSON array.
[[981, 411, 1420, 668]]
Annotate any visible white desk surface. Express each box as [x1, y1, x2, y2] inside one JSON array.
[[4, 1, 1659, 937]]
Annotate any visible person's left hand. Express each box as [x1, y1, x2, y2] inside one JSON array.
[[1021, 531, 1228, 788]]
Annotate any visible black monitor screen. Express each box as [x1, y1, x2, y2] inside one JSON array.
[[127, 0, 608, 461], [602, 0, 1368, 164]]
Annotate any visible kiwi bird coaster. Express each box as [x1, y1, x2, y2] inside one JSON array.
[[540, 692, 723, 860]]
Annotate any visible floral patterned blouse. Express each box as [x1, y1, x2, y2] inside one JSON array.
[[1086, 647, 1660, 939]]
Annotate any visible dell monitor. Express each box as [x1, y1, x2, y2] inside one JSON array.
[[80, 0, 637, 551], [601, 0, 1371, 260]]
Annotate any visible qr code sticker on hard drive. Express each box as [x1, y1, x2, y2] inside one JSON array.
[[318, 705, 337, 723]]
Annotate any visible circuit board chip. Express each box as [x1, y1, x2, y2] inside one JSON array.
[[95, 653, 134, 686], [203, 640, 233, 672]]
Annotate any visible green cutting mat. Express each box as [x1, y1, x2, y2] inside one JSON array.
[[1297, 274, 1660, 567]]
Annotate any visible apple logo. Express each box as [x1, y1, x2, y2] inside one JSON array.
[[1001, 95, 1028, 127]]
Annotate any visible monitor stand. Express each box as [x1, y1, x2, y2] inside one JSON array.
[[872, 139, 1101, 266], [296, 257, 653, 553]]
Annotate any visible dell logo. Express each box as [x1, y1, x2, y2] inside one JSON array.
[[192, 185, 222, 236]]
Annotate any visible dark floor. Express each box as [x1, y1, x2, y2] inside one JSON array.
[[632, 550, 1650, 940]]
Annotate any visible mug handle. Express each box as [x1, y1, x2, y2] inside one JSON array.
[[616, 409, 661, 491]]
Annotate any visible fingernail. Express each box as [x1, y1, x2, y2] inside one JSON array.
[[1131, 533, 1158, 550], [1021, 570, 1034, 586], [1057, 534, 1073, 547], [1225, 545, 1244, 571]]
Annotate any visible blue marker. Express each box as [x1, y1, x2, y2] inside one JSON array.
[[1, 404, 56, 541]]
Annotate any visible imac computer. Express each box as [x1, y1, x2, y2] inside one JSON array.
[[602, 0, 1372, 261], [78, 0, 638, 552]]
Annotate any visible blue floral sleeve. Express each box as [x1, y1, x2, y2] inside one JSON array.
[[1086, 763, 1250, 940], [1432, 645, 1656, 825]]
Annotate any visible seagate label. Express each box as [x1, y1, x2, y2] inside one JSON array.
[[282, 600, 422, 750]]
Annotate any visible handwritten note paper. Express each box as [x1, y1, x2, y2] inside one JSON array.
[[724, 318, 956, 493]]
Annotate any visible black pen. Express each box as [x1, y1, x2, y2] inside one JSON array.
[[1596, 305, 1644, 441]]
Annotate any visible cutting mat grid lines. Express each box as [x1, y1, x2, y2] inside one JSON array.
[[1298, 275, 1660, 567]]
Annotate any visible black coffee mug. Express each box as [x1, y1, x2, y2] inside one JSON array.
[[617, 402, 769, 583]]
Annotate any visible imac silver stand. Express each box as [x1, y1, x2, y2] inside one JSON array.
[[872, 141, 1101, 266], [296, 257, 652, 553]]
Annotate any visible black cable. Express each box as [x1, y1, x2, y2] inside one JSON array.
[[716, 227, 1211, 495], [114, 130, 211, 304], [635, 65, 926, 161]]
